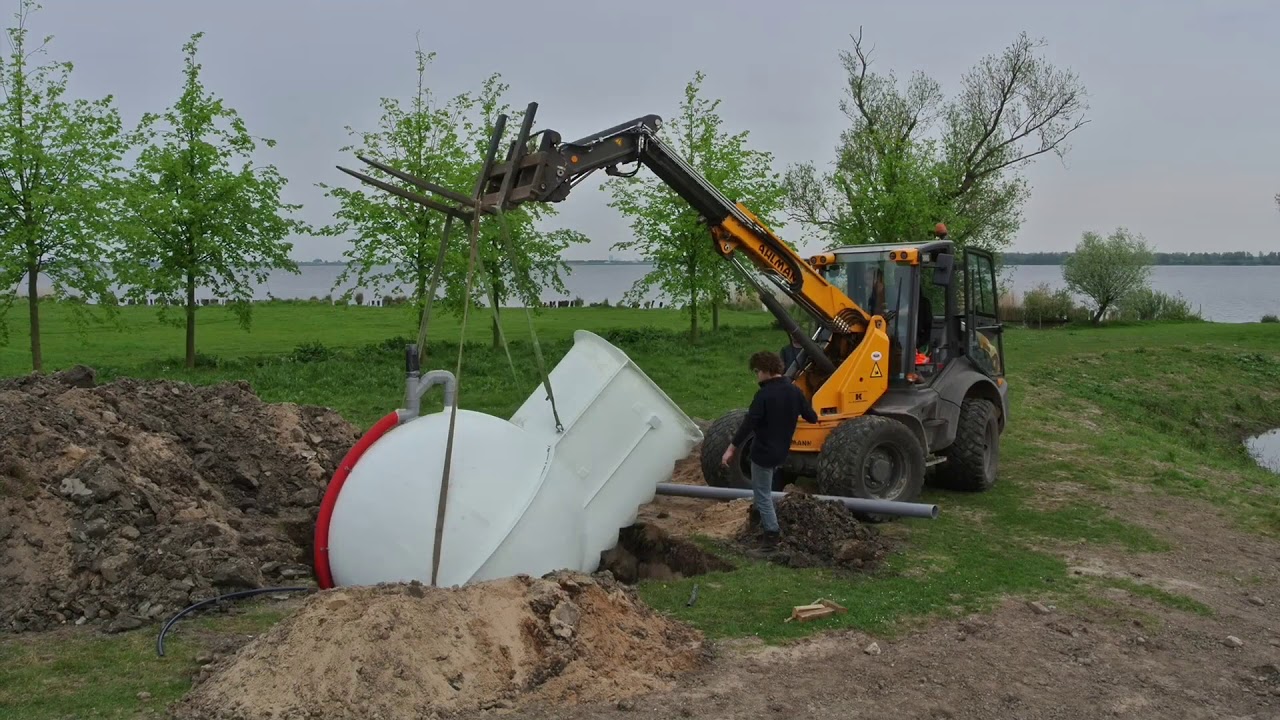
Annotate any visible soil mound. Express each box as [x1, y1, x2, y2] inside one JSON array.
[[169, 571, 706, 720], [748, 494, 889, 571], [0, 367, 360, 633]]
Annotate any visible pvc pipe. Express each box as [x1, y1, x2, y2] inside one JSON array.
[[402, 369, 458, 419], [313, 411, 403, 589], [653, 482, 939, 519]]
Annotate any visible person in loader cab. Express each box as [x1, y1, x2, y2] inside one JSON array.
[[780, 336, 802, 373], [721, 350, 818, 545]]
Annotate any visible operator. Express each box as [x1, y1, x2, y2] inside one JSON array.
[[779, 336, 802, 372], [721, 351, 818, 546]]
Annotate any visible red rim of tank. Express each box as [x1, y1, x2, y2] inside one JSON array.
[[312, 411, 402, 589]]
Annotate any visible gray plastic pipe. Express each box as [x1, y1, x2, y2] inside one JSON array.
[[400, 369, 458, 421], [653, 483, 939, 519]]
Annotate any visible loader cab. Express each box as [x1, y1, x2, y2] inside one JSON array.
[[812, 240, 1005, 384]]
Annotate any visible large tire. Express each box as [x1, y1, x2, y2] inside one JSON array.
[[935, 398, 1000, 492], [699, 409, 751, 489], [816, 415, 926, 523]]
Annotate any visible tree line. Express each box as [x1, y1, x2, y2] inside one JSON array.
[[1004, 251, 1280, 266], [0, 0, 1097, 370]]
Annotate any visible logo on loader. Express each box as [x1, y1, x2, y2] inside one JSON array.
[[756, 241, 795, 283]]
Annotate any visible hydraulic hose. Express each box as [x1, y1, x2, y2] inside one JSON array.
[[313, 411, 402, 589], [155, 586, 313, 657]]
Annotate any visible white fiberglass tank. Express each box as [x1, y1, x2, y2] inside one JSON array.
[[323, 330, 703, 588]]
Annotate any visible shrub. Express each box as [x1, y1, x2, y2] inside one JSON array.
[[290, 340, 334, 363], [1118, 287, 1202, 322], [1262, 314, 1279, 324], [1020, 283, 1076, 327]]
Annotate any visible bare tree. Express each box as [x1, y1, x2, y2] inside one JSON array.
[[786, 29, 1090, 251]]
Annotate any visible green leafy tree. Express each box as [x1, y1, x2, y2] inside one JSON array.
[[1062, 227, 1153, 325], [785, 29, 1089, 252], [116, 32, 306, 369], [0, 0, 128, 371], [318, 44, 585, 349], [604, 71, 786, 340]]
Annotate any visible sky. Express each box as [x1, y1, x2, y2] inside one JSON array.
[[22, 0, 1280, 261]]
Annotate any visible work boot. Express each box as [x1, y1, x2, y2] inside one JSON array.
[[762, 530, 781, 547]]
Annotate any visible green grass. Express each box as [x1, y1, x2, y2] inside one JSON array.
[[0, 601, 289, 720], [1095, 578, 1215, 617], [2, 302, 1280, 716]]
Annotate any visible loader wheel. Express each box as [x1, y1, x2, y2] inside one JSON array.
[[816, 415, 925, 523], [935, 398, 1000, 492], [699, 409, 751, 490]]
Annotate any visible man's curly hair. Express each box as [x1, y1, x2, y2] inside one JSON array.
[[749, 350, 785, 376]]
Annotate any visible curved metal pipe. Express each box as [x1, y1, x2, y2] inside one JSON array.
[[653, 482, 939, 519]]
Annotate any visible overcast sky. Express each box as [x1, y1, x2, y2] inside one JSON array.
[[26, 0, 1280, 260]]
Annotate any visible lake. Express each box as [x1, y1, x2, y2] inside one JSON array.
[[17, 262, 1280, 324]]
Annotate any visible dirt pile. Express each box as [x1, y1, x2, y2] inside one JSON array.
[[0, 367, 360, 633], [749, 494, 889, 570], [170, 571, 707, 720]]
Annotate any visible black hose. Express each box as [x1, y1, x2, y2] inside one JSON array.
[[155, 586, 314, 657]]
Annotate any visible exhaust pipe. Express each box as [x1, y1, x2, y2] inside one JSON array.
[[653, 482, 939, 519]]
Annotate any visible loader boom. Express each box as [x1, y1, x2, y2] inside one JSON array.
[[338, 103, 896, 420], [478, 114, 873, 347]]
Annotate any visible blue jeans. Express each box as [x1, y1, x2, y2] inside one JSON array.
[[749, 461, 780, 533]]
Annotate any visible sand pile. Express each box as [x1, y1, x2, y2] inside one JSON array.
[[169, 571, 706, 720], [0, 367, 360, 633], [751, 494, 889, 570]]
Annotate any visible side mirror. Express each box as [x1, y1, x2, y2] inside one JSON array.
[[932, 253, 955, 286]]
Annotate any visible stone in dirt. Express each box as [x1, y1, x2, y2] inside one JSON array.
[[0, 369, 360, 633], [167, 570, 707, 720]]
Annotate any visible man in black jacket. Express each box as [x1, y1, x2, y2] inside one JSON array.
[[721, 350, 818, 544]]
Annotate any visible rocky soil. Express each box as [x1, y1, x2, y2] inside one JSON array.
[[0, 367, 360, 633], [169, 570, 707, 720]]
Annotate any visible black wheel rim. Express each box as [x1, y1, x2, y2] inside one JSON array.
[[983, 421, 998, 477], [862, 443, 907, 499]]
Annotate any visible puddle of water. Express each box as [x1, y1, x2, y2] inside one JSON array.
[[1245, 428, 1280, 474]]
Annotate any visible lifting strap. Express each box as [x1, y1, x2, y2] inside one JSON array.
[[470, 247, 518, 382], [430, 202, 483, 587], [414, 214, 454, 368], [492, 207, 563, 433]]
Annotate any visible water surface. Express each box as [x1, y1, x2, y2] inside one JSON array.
[[1245, 429, 1280, 474]]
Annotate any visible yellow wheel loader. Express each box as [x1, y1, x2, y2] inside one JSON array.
[[337, 104, 1008, 518]]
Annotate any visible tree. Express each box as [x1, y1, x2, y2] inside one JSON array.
[[604, 71, 786, 340], [318, 43, 585, 349], [116, 32, 306, 368], [0, 0, 128, 371], [785, 29, 1089, 253], [1062, 227, 1153, 325]]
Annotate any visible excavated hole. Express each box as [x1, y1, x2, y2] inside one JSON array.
[[599, 523, 735, 584]]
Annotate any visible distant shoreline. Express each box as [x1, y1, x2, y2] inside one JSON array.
[[295, 259, 654, 267], [296, 253, 1280, 267]]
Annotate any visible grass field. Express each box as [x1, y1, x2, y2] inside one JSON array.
[[2, 301, 1279, 718]]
